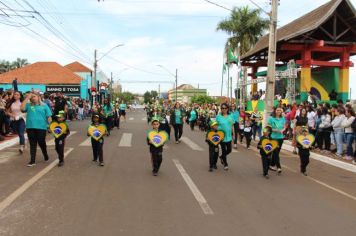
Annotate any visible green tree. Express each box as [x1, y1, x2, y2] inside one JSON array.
[[217, 6, 269, 56], [143, 91, 152, 104], [191, 95, 216, 105], [12, 58, 29, 69]]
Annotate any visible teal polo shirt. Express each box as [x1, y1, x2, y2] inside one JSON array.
[[268, 116, 286, 139], [216, 114, 234, 142], [175, 109, 182, 124], [24, 103, 52, 130]]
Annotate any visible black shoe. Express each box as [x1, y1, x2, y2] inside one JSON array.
[[44, 157, 49, 162], [27, 162, 36, 167], [58, 161, 64, 167], [209, 168, 213, 172]]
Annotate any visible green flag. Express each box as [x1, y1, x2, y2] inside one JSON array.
[[228, 49, 238, 64]]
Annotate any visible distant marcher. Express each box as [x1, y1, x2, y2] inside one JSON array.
[[12, 78, 18, 91]]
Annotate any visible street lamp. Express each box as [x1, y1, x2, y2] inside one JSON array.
[[157, 65, 178, 102], [92, 43, 124, 88]]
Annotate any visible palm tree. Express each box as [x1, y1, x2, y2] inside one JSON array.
[[217, 6, 269, 57], [12, 58, 29, 69], [0, 60, 12, 74]]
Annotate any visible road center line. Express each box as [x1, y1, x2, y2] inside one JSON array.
[[0, 148, 74, 214], [118, 133, 132, 147], [180, 137, 204, 151], [172, 159, 214, 215], [79, 137, 91, 146]]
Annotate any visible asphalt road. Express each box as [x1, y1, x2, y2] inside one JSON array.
[[0, 109, 356, 236]]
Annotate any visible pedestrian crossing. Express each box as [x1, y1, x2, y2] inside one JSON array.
[[46, 130, 244, 154]]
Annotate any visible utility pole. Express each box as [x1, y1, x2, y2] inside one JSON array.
[[93, 49, 97, 88], [236, 43, 240, 107], [175, 68, 178, 102], [264, 0, 278, 124], [227, 66, 230, 98]]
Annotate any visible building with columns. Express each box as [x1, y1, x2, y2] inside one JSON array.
[[241, 0, 356, 102]]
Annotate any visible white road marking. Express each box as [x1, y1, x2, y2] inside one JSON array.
[[0, 148, 74, 214], [0, 134, 28, 151], [119, 133, 132, 147], [47, 131, 77, 146], [142, 117, 146, 121], [307, 176, 356, 201], [232, 149, 239, 153], [173, 159, 214, 215], [129, 117, 134, 121], [79, 137, 91, 146], [180, 137, 204, 151]]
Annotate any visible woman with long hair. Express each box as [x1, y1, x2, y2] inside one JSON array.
[[331, 107, 346, 158], [268, 106, 286, 174], [103, 98, 114, 136], [21, 92, 52, 167], [6, 91, 26, 153], [216, 103, 234, 170]]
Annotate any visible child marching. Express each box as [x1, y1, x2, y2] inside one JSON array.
[[257, 126, 274, 179], [206, 121, 224, 172], [147, 117, 168, 176], [296, 126, 314, 176], [88, 113, 107, 166], [50, 110, 70, 167]]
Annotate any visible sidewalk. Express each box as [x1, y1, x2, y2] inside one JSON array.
[[281, 140, 356, 173]]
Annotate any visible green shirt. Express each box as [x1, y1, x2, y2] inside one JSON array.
[[103, 105, 113, 117], [268, 116, 286, 140], [216, 114, 234, 142], [24, 103, 52, 130], [175, 109, 182, 124], [119, 104, 127, 110]]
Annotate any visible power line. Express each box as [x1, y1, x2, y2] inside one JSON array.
[[202, 0, 233, 12], [247, 0, 270, 16]]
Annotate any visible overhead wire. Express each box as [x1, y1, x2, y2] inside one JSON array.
[[0, 0, 92, 64], [19, 0, 93, 63]]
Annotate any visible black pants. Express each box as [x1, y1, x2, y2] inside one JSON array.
[[270, 139, 283, 169], [91, 138, 104, 163], [190, 120, 196, 131], [27, 129, 49, 163], [55, 138, 65, 162], [0, 109, 5, 135], [209, 145, 219, 168], [105, 116, 113, 133], [261, 154, 271, 176], [173, 124, 183, 141], [239, 128, 244, 143], [244, 131, 252, 148], [233, 123, 239, 144], [151, 152, 162, 173], [317, 130, 331, 150], [299, 153, 310, 173], [220, 141, 232, 167]]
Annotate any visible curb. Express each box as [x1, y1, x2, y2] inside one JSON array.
[[281, 142, 356, 173]]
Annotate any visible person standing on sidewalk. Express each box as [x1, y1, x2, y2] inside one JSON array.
[[6, 91, 26, 154], [251, 106, 263, 141], [331, 107, 346, 158], [268, 107, 286, 175], [21, 92, 52, 167], [216, 103, 234, 170], [342, 108, 355, 161], [170, 102, 184, 144]]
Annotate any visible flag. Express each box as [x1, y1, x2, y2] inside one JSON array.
[[227, 49, 238, 64]]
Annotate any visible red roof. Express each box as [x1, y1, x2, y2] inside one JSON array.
[[65, 61, 92, 73], [0, 62, 82, 84]]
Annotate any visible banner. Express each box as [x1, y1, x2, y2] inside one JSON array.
[[46, 85, 80, 94]]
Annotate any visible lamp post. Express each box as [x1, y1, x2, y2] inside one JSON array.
[[92, 44, 124, 104], [157, 65, 178, 102]]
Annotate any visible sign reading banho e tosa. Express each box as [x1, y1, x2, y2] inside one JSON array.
[[46, 85, 80, 94]]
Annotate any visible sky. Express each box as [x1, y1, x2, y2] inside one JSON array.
[[0, 0, 355, 97]]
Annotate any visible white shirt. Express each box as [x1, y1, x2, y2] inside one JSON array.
[[307, 111, 316, 128]]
